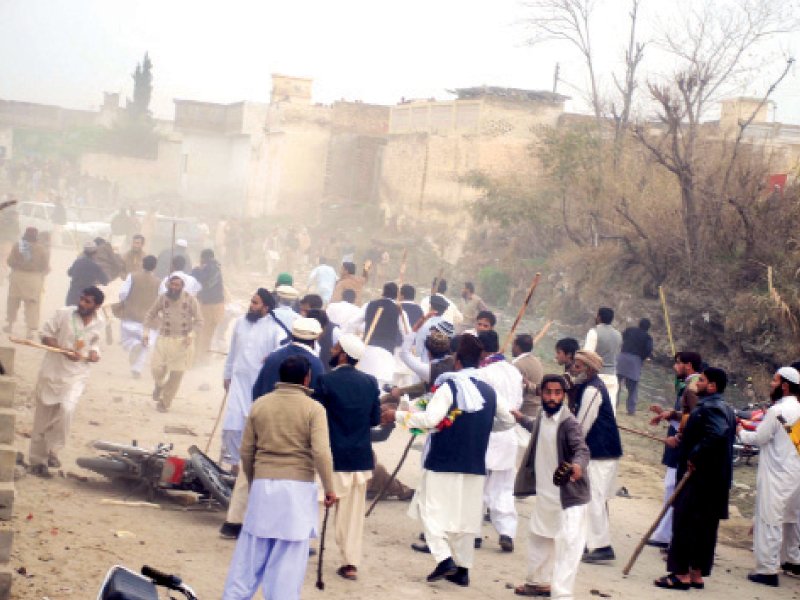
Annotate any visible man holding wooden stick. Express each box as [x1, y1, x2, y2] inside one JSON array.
[[654, 367, 736, 590], [343, 282, 405, 387], [29, 286, 105, 478]]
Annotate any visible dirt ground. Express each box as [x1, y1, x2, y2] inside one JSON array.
[[5, 246, 800, 599]]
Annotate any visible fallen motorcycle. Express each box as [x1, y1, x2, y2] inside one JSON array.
[[98, 565, 197, 600], [78, 441, 233, 508]]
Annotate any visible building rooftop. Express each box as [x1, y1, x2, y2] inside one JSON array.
[[450, 86, 569, 104]]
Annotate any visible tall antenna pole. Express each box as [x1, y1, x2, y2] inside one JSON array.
[[553, 63, 560, 94]]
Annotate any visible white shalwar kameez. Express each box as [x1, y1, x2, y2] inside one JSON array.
[[221, 316, 285, 466], [307, 264, 337, 304], [526, 405, 587, 600], [344, 303, 408, 386], [222, 479, 319, 600], [575, 382, 618, 550], [738, 395, 800, 575], [398, 377, 516, 568], [476, 360, 524, 538], [29, 307, 104, 466], [118, 275, 157, 375]]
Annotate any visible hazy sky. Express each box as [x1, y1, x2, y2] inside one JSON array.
[[2, 0, 799, 123]]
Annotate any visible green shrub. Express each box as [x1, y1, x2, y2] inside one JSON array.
[[478, 267, 511, 306]]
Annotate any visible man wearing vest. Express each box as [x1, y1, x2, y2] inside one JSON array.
[[344, 282, 405, 387], [117, 255, 160, 378], [584, 307, 622, 413], [383, 334, 516, 587], [571, 350, 623, 564]]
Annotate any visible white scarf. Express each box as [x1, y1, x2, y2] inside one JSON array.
[[434, 368, 485, 413]]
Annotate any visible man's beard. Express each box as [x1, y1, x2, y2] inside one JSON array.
[[166, 290, 181, 300], [246, 310, 264, 323], [696, 388, 710, 397], [770, 386, 783, 402], [572, 372, 588, 385], [542, 402, 563, 416], [328, 353, 340, 368], [77, 306, 93, 318]]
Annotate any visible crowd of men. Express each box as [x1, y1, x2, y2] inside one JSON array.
[[8, 227, 800, 599]]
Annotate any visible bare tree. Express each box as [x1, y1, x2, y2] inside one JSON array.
[[523, 0, 603, 118], [610, 0, 646, 145], [633, 0, 797, 262]]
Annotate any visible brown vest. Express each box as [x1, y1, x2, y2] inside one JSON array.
[[121, 271, 160, 323]]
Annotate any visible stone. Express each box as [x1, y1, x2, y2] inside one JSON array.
[[0, 412, 14, 446], [0, 381, 15, 410]]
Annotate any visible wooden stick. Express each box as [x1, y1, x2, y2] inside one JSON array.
[[204, 390, 229, 454], [9, 336, 77, 356], [169, 221, 177, 273], [618, 424, 667, 444], [363, 306, 384, 346], [365, 434, 416, 517], [396, 248, 410, 334], [100, 499, 161, 509], [659, 285, 676, 357], [316, 505, 330, 590], [622, 471, 691, 576], [501, 273, 542, 354], [533, 320, 553, 346]]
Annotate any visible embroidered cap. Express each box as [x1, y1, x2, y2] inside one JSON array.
[[276, 285, 299, 301]]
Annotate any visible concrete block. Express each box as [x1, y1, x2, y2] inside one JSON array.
[[0, 530, 12, 563], [0, 381, 14, 409], [0, 448, 15, 483], [0, 349, 14, 377], [0, 565, 11, 599], [0, 484, 13, 521], [0, 412, 13, 446]]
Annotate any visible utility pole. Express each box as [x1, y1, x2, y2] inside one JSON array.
[[552, 63, 560, 94]]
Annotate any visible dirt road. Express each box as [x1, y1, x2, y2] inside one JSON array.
[[6, 246, 800, 599]]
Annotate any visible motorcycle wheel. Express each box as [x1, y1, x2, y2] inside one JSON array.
[[76, 456, 134, 479], [188, 446, 231, 508]]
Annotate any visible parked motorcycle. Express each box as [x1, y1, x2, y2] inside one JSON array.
[[98, 565, 197, 600], [78, 441, 233, 508]]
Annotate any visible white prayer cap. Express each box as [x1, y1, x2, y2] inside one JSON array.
[[339, 333, 365, 361], [276, 285, 299, 301], [777, 366, 800, 385], [176, 238, 188, 248], [292, 317, 322, 341]]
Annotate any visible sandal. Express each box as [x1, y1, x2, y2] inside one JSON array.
[[690, 581, 705, 589], [514, 583, 551, 596], [654, 574, 690, 590], [336, 565, 357, 581]]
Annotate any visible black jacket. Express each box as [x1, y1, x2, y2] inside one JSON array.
[[192, 260, 224, 304], [319, 365, 381, 472], [677, 393, 736, 519], [620, 326, 653, 360], [66, 254, 109, 306]]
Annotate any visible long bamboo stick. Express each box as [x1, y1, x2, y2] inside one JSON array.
[[659, 285, 676, 357], [501, 273, 542, 354], [622, 472, 691, 575]]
